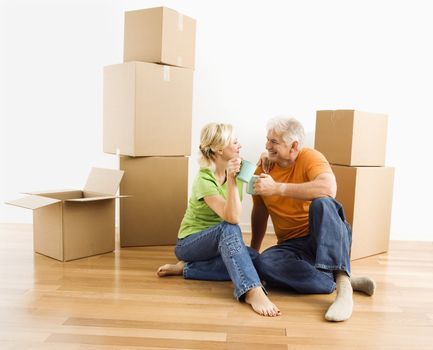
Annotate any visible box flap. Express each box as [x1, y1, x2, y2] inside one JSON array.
[[83, 168, 124, 196], [24, 189, 79, 195], [5, 195, 61, 210], [64, 195, 130, 203]]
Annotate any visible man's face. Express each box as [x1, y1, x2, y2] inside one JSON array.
[[265, 130, 293, 162]]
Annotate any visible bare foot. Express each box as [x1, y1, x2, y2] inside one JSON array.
[[156, 261, 184, 277], [244, 287, 281, 317]]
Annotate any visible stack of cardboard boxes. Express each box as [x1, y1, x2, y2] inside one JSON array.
[[315, 110, 395, 260], [103, 7, 196, 246]]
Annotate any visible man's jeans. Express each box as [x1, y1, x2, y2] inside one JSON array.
[[257, 197, 352, 294], [175, 221, 263, 300]]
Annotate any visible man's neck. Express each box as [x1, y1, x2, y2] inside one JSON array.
[[276, 149, 301, 168]]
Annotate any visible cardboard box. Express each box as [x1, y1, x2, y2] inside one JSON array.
[[6, 168, 125, 261], [332, 165, 395, 260], [103, 61, 193, 157], [315, 110, 388, 166], [124, 6, 196, 69], [120, 156, 188, 247]]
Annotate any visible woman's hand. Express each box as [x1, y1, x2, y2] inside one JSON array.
[[256, 152, 274, 174], [227, 157, 242, 178]]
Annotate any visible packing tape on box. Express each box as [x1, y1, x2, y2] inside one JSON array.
[[178, 14, 184, 31], [163, 66, 170, 81]]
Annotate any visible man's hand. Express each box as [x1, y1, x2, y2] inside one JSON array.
[[256, 152, 274, 174], [254, 174, 279, 196]]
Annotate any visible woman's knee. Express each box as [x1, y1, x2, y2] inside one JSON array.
[[218, 222, 244, 256]]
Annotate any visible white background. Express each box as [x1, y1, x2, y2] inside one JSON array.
[[1, 0, 432, 241]]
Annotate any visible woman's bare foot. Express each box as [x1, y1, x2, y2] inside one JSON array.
[[156, 261, 184, 277], [244, 287, 281, 317]]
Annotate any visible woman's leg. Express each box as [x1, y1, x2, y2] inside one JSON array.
[[169, 222, 281, 316], [171, 246, 260, 281], [175, 222, 263, 298]]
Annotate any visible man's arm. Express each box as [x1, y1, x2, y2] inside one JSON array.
[[255, 172, 336, 201], [250, 195, 269, 252]]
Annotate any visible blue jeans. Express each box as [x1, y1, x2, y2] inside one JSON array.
[[175, 221, 263, 300], [257, 197, 352, 294]]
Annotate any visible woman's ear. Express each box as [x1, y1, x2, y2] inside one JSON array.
[[217, 149, 223, 155]]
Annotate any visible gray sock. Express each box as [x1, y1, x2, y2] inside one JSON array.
[[351, 276, 376, 296], [325, 272, 353, 322]]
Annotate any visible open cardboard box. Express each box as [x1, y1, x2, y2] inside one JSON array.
[[6, 168, 126, 261]]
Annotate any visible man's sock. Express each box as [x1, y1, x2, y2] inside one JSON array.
[[351, 276, 376, 296], [325, 272, 353, 322]]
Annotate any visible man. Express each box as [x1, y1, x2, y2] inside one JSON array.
[[251, 116, 375, 322]]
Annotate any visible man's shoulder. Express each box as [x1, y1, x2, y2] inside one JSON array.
[[299, 148, 329, 163]]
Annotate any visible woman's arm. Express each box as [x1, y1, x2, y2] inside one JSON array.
[[204, 158, 242, 224]]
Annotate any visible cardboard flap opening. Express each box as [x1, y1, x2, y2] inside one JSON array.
[[6, 195, 61, 210], [83, 168, 124, 196], [65, 196, 116, 203]]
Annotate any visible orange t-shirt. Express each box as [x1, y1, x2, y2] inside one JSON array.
[[253, 148, 332, 243]]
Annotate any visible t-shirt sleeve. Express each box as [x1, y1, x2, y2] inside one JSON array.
[[304, 149, 333, 181], [195, 170, 220, 200]]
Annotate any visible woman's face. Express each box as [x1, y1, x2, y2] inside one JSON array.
[[221, 136, 241, 160]]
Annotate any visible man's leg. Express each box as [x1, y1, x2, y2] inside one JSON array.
[[257, 238, 336, 294], [308, 197, 354, 322]]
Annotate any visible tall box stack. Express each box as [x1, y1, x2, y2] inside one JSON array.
[[103, 7, 196, 246], [315, 110, 395, 260]]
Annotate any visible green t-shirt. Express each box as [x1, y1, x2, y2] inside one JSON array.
[[178, 168, 244, 239]]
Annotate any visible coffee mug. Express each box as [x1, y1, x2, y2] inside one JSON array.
[[246, 175, 259, 195], [237, 160, 256, 183]]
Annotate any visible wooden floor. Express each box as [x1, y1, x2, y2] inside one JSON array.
[[0, 224, 432, 350]]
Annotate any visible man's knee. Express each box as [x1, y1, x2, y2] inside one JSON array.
[[310, 197, 340, 214]]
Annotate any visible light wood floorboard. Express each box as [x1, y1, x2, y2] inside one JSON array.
[[0, 223, 432, 349]]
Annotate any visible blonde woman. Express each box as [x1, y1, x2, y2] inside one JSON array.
[[157, 123, 280, 317]]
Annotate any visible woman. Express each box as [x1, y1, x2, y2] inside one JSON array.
[[157, 123, 280, 317]]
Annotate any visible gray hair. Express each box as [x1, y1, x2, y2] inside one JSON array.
[[267, 116, 305, 148], [198, 123, 234, 169]]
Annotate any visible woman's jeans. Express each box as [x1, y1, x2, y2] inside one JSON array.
[[175, 221, 263, 300], [257, 197, 352, 294]]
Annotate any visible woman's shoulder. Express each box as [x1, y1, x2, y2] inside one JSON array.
[[198, 167, 215, 179], [195, 168, 218, 186]]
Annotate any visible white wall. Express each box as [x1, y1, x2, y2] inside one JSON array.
[[1, 0, 432, 241]]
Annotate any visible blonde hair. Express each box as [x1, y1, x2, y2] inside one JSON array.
[[267, 116, 305, 148], [198, 123, 234, 169]]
